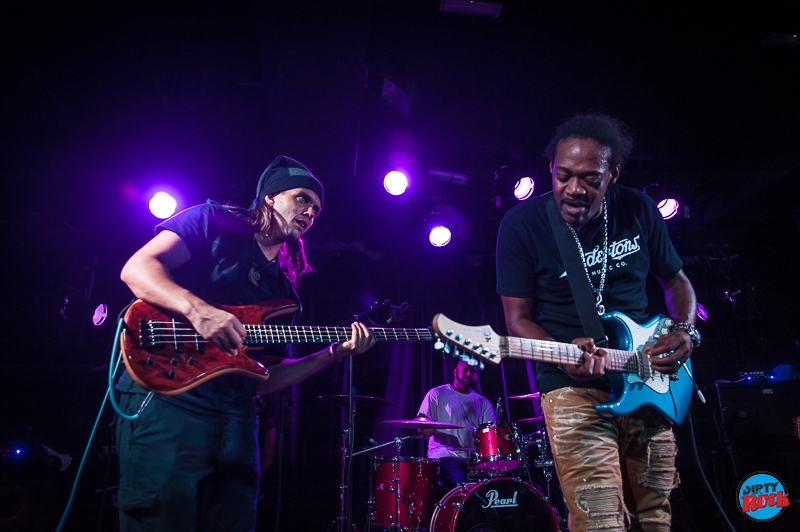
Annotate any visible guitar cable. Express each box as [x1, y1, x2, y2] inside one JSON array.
[[687, 408, 738, 532], [55, 310, 154, 532]]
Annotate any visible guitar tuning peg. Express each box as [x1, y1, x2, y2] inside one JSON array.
[[433, 340, 445, 351], [443, 344, 451, 354]]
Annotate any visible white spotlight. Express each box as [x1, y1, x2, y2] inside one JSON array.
[[429, 226, 452, 247], [149, 192, 178, 219], [384, 171, 409, 196]]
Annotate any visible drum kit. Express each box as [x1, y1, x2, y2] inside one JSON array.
[[320, 392, 565, 532]]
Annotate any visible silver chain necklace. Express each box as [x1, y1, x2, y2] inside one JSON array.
[[566, 198, 608, 315]]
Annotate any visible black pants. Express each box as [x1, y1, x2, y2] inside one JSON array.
[[116, 393, 260, 531]]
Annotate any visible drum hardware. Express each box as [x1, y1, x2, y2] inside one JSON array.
[[470, 421, 523, 476], [516, 416, 545, 424], [317, 394, 392, 532], [508, 392, 541, 400], [351, 434, 427, 531], [369, 455, 438, 531]]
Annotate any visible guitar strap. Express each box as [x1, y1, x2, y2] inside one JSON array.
[[545, 194, 608, 347]]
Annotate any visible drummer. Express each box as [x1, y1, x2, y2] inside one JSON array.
[[417, 359, 495, 490]]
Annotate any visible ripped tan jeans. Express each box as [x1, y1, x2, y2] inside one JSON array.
[[541, 387, 679, 532]]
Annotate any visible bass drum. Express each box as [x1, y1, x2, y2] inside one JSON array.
[[430, 479, 560, 532]]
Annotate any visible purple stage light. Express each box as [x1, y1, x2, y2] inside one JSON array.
[[514, 177, 535, 200], [429, 226, 452, 247], [384, 171, 409, 195], [92, 304, 108, 326], [697, 302, 708, 322], [657, 198, 680, 219], [149, 191, 178, 219]]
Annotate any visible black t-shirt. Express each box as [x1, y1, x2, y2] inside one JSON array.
[[117, 202, 296, 419], [496, 185, 682, 394]]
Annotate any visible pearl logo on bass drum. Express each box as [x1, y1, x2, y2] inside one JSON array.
[[482, 489, 519, 508]]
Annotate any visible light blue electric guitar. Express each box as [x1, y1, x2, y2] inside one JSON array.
[[431, 312, 694, 424]]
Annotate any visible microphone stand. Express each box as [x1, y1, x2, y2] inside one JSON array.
[[334, 301, 408, 532]]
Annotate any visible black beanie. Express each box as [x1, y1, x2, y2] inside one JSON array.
[[251, 155, 324, 209]]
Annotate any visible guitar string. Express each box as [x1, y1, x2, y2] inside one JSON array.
[[504, 338, 638, 372], [141, 322, 434, 343]]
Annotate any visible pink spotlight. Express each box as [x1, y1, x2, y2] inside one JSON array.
[[384, 171, 409, 196], [149, 191, 178, 219], [697, 302, 709, 322], [429, 226, 452, 247], [657, 198, 680, 220], [514, 177, 535, 200]]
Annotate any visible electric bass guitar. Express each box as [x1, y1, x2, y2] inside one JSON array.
[[121, 299, 434, 396], [431, 312, 694, 424]]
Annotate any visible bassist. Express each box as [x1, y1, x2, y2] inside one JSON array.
[[496, 114, 698, 532], [115, 156, 375, 531]]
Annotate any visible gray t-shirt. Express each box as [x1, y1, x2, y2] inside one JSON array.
[[418, 384, 495, 462]]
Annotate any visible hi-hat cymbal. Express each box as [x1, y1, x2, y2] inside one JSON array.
[[315, 395, 392, 408], [516, 416, 545, 424], [380, 417, 463, 430], [508, 393, 540, 400]]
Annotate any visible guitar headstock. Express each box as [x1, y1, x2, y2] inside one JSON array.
[[431, 314, 504, 365]]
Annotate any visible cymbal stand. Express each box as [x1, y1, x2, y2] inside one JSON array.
[[328, 378, 358, 532]]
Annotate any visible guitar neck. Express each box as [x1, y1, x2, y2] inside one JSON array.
[[243, 324, 434, 345], [502, 336, 639, 373]]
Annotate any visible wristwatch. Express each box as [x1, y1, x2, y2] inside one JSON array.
[[670, 321, 701, 348]]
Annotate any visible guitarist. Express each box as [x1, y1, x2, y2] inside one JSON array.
[[496, 114, 699, 532], [115, 155, 375, 531]]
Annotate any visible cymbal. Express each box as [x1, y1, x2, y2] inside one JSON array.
[[516, 416, 545, 424], [380, 417, 464, 430], [508, 393, 540, 400], [315, 395, 392, 408]]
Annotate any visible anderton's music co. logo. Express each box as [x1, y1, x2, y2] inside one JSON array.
[[737, 471, 790, 522]]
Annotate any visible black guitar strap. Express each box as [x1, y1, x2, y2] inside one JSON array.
[[545, 194, 608, 347]]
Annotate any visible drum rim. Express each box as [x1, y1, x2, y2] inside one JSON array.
[[373, 456, 440, 464], [474, 420, 518, 430]]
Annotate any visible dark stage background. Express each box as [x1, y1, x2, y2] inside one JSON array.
[[2, 1, 799, 531]]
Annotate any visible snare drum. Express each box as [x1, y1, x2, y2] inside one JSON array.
[[472, 421, 522, 473], [430, 478, 560, 531], [372, 457, 439, 530]]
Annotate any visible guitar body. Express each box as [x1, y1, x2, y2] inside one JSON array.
[[121, 299, 298, 396], [598, 312, 693, 424], [431, 312, 694, 425]]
